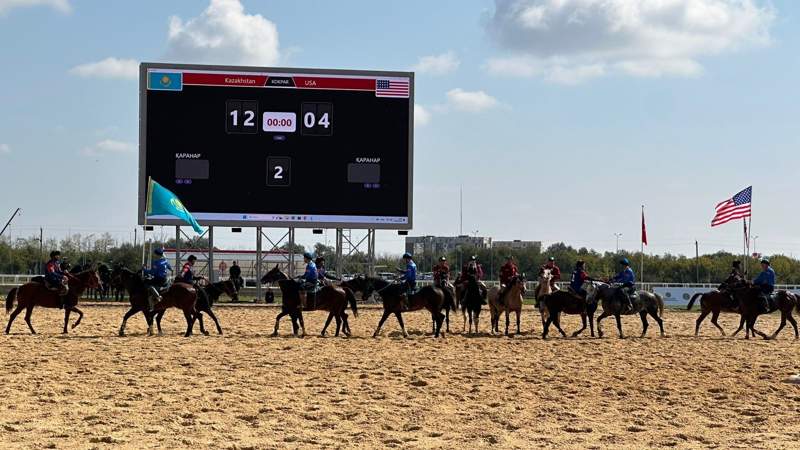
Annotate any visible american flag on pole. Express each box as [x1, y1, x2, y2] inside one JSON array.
[[711, 186, 752, 227], [376, 79, 409, 98]]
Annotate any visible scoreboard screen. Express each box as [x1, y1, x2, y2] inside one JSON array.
[[138, 63, 413, 229]]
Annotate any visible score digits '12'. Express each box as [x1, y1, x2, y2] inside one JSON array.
[[225, 100, 332, 136]]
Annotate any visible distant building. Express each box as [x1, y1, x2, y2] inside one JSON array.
[[493, 240, 542, 252], [405, 235, 492, 256]]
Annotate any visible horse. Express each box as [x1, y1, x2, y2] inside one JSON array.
[[435, 278, 457, 333], [461, 274, 484, 335], [539, 281, 601, 339], [150, 281, 200, 337], [534, 268, 556, 328], [594, 283, 665, 338], [729, 286, 799, 340], [5, 269, 101, 335], [686, 290, 741, 336], [260, 265, 358, 338], [488, 275, 526, 336], [357, 277, 449, 338]]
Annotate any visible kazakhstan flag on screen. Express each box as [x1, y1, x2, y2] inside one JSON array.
[[146, 178, 204, 234]]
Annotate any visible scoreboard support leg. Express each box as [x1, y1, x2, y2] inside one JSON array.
[[288, 228, 296, 278], [174, 226, 181, 270], [256, 227, 262, 302], [368, 229, 376, 277], [335, 229, 343, 278], [208, 226, 215, 283], [335, 229, 376, 277]]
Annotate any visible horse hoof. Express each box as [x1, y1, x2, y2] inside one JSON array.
[[320, 332, 327, 337], [372, 333, 379, 338], [118, 331, 125, 337], [158, 332, 163, 337], [270, 332, 278, 337], [202, 331, 210, 336]]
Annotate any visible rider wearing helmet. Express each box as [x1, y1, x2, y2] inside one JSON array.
[[299, 252, 318, 308], [611, 258, 636, 311], [719, 260, 746, 304], [570, 260, 591, 299], [432, 256, 450, 285], [397, 253, 417, 310], [44, 250, 73, 307], [143, 247, 173, 311], [315, 256, 340, 286], [458, 255, 487, 304], [753, 258, 776, 312]]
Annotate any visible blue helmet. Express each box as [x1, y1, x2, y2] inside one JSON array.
[[402, 253, 412, 259], [760, 258, 770, 265], [153, 247, 164, 256], [303, 252, 313, 260], [619, 258, 630, 266]]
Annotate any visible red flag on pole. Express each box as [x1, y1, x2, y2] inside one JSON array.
[[641, 207, 648, 246]]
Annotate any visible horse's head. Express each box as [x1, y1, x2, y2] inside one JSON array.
[[537, 269, 553, 296], [219, 279, 239, 301], [515, 274, 527, 295], [260, 265, 287, 284], [72, 269, 102, 290]]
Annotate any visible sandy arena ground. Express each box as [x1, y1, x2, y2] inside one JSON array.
[[1, 303, 799, 449]]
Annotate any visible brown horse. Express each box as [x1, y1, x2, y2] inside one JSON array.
[[538, 281, 601, 339], [686, 290, 740, 336], [5, 269, 101, 334], [488, 275, 526, 336], [150, 282, 199, 337], [359, 277, 449, 338], [260, 266, 358, 337], [534, 268, 555, 328], [729, 287, 799, 340]]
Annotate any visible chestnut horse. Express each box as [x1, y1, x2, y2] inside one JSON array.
[[260, 266, 358, 337], [488, 275, 526, 336], [5, 269, 101, 334]]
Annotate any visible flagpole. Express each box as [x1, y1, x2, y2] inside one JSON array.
[[641, 205, 645, 284]]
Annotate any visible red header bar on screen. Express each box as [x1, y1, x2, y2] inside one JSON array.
[[182, 73, 268, 87], [181, 72, 381, 91]]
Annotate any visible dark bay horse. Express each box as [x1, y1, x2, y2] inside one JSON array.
[[461, 274, 484, 335], [261, 266, 358, 337], [729, 287, 799, 340], [150, 281, 200, 337], [593, 284, 665, 339], [5, 269, 101, 334], [686, 290, 740, 336], [538, 281, 601, 339], [358, 277, 449, 338]]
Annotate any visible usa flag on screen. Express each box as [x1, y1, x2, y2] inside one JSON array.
[[376, 79, 409, 98]]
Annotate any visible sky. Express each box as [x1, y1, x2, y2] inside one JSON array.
[[0, 0, 798, 258]]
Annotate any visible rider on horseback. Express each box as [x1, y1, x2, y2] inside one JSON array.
[[397, 253, 417, 310], [432, 256, 450, 286], [498, 255, 519, 303], [143, 247, 173, 311], [458, 255, 487, 304], [569, 260, 591, 299], [718, 260, 746, 306], [298, 252, 319, 308], [611, 258, 636, 311], [315, 256, 340, 286], [179, 255, 205, 284], [44, 250, 73, 307], [753, 258, 775, 313], [539, 257, 561, 290]]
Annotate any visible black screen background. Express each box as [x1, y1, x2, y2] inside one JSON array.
[[145, 84, 410, 218]]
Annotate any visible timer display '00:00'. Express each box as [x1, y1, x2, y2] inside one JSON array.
[[262, 112, 296, 133]]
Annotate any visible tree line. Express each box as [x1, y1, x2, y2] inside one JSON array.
[[2, 234, 799, 284]]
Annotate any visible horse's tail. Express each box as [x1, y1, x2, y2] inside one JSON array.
[[5, 288, 17, 313], [344, 287, 358, 318], [656, 293, 665, 318], [687, 292, 702, 310], [441, 284, 456, 312]]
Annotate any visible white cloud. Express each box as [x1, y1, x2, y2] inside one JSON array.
[[81, 139, 136, 157], [0, 143, 10, 154], [485, 0, 775, 83], [165, 0, 280, 66], [69, 57, 138, 80], [412, 51, 460, 75], [446, 88, 499, 112], [414, 104, 431, 126], [0, 0, 70, 14]]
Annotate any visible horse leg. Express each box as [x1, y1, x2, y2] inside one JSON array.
[[373, 309, 391, 338], [787, 313, 799, 339], [204, 308, 223, 335], [334, 313, 342, 337], [70, 307, 83, 330], [552, 310, 567, 338], [272, 311, 288, 337], [5, 304, 25, 334], [118, 307, 140, 337], [639, 311, 649, 338], [504, 309, 510, 337], [24, 305, 36, 335], [695, 309, 710, 336], [589, 311, 595, 337], [395, 312, 409, 338], [572, 314, 587, 338], [62, 308, 71, 334], [516, 310, 521, 336], [445, 307, 450, 333], [468, 311, 474, 335], [542, 315, 553, 339], [321, 311, 335, 337], [436, 312, 445, 338], [732, 315, 746, 337], [771, 312, 787, 340], [649, 307, 665, 337], [156, 311, 165, 336], [596, 311, 611, 338], [709, 310, 726, 336], [749, 317, 768, 340], [615, 313, 624, 339], [297, 312, 306, 337], [462, 308, 467, 333], [183, 310, 195, 337], [196, 312, 209, 336]]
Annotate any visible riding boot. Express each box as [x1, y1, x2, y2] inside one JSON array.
[[761, 295, 770, 313]]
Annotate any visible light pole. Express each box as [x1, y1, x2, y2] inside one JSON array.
[[614, 233, 623, 253], [752, 235, 759, 257]]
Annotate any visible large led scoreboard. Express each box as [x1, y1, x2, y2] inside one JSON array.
[[138, 63, 413, 229]]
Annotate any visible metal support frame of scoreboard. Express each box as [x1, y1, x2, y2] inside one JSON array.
[[255, 227, 296, 302], [335, 228, 376, 277], [173, 225, 215, 282]]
